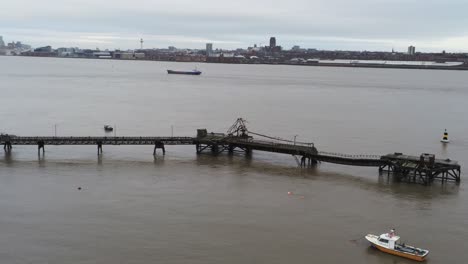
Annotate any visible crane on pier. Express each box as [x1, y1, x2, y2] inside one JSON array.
[[226, 118, 314, 147], [227, 118, 249, 138]]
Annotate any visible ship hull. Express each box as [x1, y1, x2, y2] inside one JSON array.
[[373, 244, 426, 261], [167, 70, 201, 75], [365, 234, 428, 262]]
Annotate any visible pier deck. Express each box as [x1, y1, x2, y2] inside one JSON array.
[[380, 153, 461, 184], [0, 119, 461, 185], [3, 136, 195, 145]]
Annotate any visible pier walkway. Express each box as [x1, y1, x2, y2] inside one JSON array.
[[2, 136, 195, 146], [0, 119, 461, 184]]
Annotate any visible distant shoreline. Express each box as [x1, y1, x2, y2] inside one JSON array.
[[280, 62, 468, 71], [5, 54, 468, 71]]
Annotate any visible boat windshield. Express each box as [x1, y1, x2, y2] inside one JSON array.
[[378, 238, 389, 243]]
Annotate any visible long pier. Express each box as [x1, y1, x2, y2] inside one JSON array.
[[0, 119, 461, 185]]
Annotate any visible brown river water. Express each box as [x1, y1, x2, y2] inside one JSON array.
[[1, 56, 468, 263]]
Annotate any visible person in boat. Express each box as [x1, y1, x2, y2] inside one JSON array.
[[389, 228, 395, 238]]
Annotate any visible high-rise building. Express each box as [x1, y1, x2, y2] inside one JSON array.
[[269, 37, 276, 48], [408, 45, 416, 55], [0, 36, 5, 48], [206, 43, 213, 55]]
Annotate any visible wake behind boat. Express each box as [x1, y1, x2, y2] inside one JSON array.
[[167, 69, 202, 75]]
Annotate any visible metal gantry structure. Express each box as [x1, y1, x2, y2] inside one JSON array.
[[379, 153, 461, 184], [0, 118, 461, 185]]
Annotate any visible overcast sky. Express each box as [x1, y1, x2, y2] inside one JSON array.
[[1, 0, 468, 52]]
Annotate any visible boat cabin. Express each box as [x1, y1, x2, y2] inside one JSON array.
[[376, 233, 400, 250]]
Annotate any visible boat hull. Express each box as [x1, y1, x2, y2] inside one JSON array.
[[365, 234, 428, 262], [373, 244, 426, 262], [167, 70, 201, 75]]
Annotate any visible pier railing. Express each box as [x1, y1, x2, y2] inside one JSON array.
[[318, 151, 382, 160], [222, 137, 317, 153], [2, 136, 196, 145]]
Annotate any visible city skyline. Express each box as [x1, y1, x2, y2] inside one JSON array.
[[1, 0, 468, 52], [0, 33, 455, 55]]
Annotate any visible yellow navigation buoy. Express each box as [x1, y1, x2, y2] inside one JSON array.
[[441, 129, 450, 143]]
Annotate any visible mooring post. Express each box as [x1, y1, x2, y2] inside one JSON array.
[[300, 156, 306, 167], [245, 147, 252, 157], [228, 144, 234, 154], [312, 159, 318, 166], [154, 141, 165, 155], [211, 144, 219, 154], [37, 140, 45, 155], [4, 141, 12, 151], [97, 141, 103, 155]]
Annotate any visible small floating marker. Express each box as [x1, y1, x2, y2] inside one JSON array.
[[287, 191, 292, 195], [77, 187, 82, 190], [441, 129, 450, 143]]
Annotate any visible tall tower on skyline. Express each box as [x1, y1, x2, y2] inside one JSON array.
[[269, 37, 276, 48], [206, 43, 213, 55], [0, 36, 5, 48], [140, 38, 144, 49]]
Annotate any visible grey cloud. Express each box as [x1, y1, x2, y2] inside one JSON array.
[[1, 0, 467, 51]]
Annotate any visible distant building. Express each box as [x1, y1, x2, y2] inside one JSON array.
[[113, 51, 145, 59], [0, 36, 5, 48], [34, 46, 52, 52], [93, 51, 112, 59], [270, 37, 276, 48], [408, 45, 416, 55], [57, 47, 77, 57], [7, 42, 16, 49], [19, 42, 31, 51], [168, 46, 176, 52], [291, 45, 300, 51], [206, 43, 213, 55], [22, 45, 56, 57], [266, 37, 281, 52], [176, 54, 206, 62]]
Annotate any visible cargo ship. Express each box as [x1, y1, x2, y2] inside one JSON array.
[[167, 69, 202, 75]]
